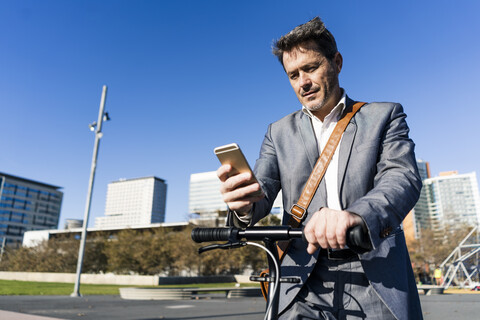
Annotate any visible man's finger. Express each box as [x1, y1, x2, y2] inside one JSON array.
[[220, 172, 251, 193], [316, 210, 328, 249], [325, 211, 338, 248], [307, 242, 319, 255], [216, 164, 232, 182]]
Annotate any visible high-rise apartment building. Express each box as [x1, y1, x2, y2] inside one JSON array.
[[0, 172, 63, 247], [188, 171, 282, 225], [414, 171, 480, 234], [94, 176, 167, 229]]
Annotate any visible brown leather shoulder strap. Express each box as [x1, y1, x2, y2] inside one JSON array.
[[289, 101, 366, 226]]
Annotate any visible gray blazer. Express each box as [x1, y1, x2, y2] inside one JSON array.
[[228, 97, 423, 320]]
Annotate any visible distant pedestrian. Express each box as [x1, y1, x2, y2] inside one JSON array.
[[434, 267, 443, 286]]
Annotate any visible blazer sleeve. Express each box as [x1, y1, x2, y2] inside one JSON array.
[[345, 103, 422, 250]]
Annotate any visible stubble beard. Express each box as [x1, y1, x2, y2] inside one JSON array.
[[304, 85, 331, 113], [304, 76, 339, 114]]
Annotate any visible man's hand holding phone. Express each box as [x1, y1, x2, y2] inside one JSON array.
[[217, 164, 264, 214], [215, 143, 265, 215]]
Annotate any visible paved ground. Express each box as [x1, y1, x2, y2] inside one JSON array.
[[0, 293, 479, 319]]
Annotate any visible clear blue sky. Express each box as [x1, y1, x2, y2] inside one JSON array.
[[1, 0, 479, 227]]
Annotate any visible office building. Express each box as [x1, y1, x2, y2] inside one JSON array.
[[94, 176, 167, 229], [188, 171, 283, 226], [189, 171, 226, 218], [64, 219, 83, 230], [414, 171, 480, 235], [0, 172, 63, 247]]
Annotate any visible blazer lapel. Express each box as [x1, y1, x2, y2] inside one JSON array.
[[338, 97, 358, 208], [298, 112, 319, 170]]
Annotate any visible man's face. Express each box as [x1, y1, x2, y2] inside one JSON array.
[[283, 41, 342, 118]]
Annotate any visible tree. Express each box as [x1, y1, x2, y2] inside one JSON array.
[[0, 224, 271, 276], [258, 214, 282, 226], [407, 225, 474, 283], [103, 229, 164, 275], [0, 234, 108, 273]]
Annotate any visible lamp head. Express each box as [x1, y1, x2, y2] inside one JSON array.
[[88, 122, 97, 131]]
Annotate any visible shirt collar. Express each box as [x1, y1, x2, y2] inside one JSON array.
[[302, 89, 347, 123]]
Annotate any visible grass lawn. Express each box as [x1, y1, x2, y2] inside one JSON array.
[[2, 279, 478, 296], [0, 280, 257, 296]]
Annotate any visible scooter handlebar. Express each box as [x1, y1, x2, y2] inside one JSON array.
[[191, 224, 372, 253]]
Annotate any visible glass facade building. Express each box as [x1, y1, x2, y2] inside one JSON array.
[[0, 172, 63, 247], [406, 159, 432, 239], [416, 159, 431, 181]]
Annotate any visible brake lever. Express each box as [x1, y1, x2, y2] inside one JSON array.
[[198, 241, 247, 254]]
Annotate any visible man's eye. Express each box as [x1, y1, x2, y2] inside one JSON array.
[[289, 74, 298, 80]]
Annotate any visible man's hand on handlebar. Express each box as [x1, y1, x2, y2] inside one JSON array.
[[217, 164, 265, 214], [304, 208, 364, 255]]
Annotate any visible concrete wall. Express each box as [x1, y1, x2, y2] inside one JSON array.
[[0, 272, 237, 285], [0, 272, 159, 285]]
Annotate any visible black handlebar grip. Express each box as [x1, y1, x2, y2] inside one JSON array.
[[191, 227, 235, 243], [347, 224, 373, 253]]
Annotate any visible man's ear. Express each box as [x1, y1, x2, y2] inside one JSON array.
[[334, 52, 343, 74]]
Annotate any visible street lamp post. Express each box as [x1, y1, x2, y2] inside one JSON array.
[[0, 237, 6, 262], [71, 85, 110, 297]]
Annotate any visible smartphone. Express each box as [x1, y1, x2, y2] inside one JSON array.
[[214, 143, 262, 196]]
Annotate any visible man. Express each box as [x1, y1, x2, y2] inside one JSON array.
[[218, 17, 422, 319]]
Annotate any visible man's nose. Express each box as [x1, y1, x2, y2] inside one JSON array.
[[299, 73, 312, 89]]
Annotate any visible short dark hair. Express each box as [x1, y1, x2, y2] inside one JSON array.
[[272, 17, 338, 65]]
